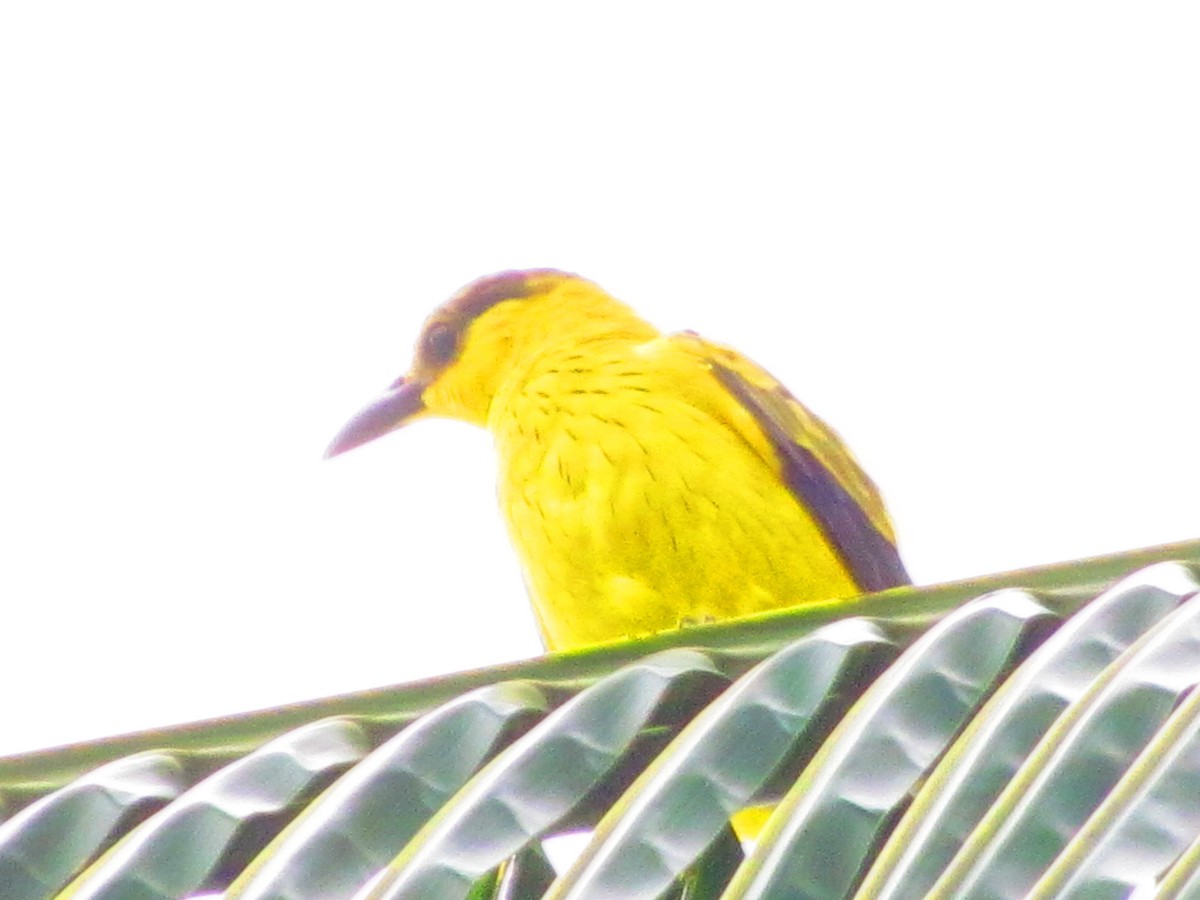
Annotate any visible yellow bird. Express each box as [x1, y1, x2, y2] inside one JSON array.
[[326, 270, 908, 651]]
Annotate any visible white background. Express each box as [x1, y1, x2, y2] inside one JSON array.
[[1, 4, 1197, 757]]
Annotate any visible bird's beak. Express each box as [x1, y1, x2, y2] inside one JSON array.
[[324, 376, 427, 458]]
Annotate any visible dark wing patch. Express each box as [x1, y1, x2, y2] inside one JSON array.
[[710, 362, 911, 593]]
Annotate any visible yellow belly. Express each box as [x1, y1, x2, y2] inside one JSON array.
[[493, 378, 859, 651]]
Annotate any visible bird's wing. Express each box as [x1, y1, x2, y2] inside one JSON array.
[[668, 331, 911, 593]]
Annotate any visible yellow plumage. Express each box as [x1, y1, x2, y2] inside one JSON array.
[[326, 269, 908, 651]]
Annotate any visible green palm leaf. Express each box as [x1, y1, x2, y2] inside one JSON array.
[[0, 539, 1197, 899]]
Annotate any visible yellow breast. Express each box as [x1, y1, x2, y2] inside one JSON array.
[[490, 337, 858, 650]]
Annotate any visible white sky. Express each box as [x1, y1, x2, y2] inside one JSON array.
[[1, 4, 1198, 758]]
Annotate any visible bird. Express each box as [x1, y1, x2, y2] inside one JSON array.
[[325, 269, 909, 652]]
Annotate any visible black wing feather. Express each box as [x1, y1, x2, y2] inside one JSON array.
[[711, 362, 911, 593]]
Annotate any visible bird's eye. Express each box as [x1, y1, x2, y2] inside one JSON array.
[[421, 321, 458, 367]]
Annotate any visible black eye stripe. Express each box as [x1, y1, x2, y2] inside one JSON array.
[[414, 270, 568, 373], [451, 270, 554, 321], [420, 320, 459, 368]]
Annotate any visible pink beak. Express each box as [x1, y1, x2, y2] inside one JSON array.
[[324, 377, 427, 458]]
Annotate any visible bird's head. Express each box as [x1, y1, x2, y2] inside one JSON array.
[[324, 269, 656, 457]]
